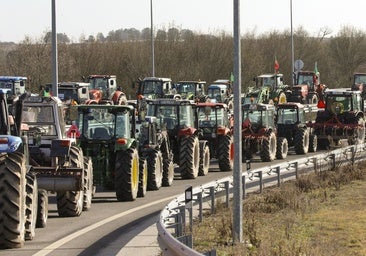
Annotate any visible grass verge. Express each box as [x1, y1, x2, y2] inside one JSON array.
[[192, 162, 366, 256]]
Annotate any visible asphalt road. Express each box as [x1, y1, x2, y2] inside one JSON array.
[[0, 151, 319, 256]]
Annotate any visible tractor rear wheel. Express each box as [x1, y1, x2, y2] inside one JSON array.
[[115, 148, 139, 201], [36, 189, 48, 228], [82, 157, 93, 211], [147, 150, 163, 190], [56, 146, 84, 217], [198, 142, 210, 176], [0, 153, 26, 249], [180, 136, 200, 179], [294, 128, 309, 154], [138, 158, 148, 197], [260, 132, 276, 162], [218, 135, 234, 172], [276, 137, 288, 159], [309, 134, 318, 152], [162, 153, 174, 187], [25, 173, 38, 241]]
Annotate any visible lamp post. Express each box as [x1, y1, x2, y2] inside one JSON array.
[[51, 0, 58, 97], [150, 0, 155, 77], [290, 0, 295, 86]]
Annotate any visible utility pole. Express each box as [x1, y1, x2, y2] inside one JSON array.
[[233, 0, 243, 244], [51, 0, 58, 97]]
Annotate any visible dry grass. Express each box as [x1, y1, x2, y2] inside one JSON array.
[[192, 163, 366, 256]]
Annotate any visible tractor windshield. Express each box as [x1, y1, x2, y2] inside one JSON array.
[[21, 106, 57, 136], [89, 77, 108, 96], [58, 88, 77, 101], [78, 108, 130, 140], [176, 83, 195, 98], [197, 107, 225, 127], [142, 81, 163, 98], [326, 95, 352, 113], [297, 74, 313, 86], [277, 108, 299, 125], [207, 88, 222, 102]]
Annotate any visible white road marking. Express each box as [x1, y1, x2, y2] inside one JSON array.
[[33, 195, 177, 256]]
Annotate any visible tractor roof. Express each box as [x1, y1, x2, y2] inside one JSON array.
[[143, 77, 172, 82]]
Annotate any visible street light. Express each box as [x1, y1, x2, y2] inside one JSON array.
[[150, 0, 155, 77]]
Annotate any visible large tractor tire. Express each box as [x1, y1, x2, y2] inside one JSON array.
[[198, 142, 210, 176], [294, 128, 310, 154], [309, 134, 318, 153], [260, 132, 276, 162], [115, 148, 139, 201], [276, 137, 288, 159], [218, 135, 234, 172], [162, 153, 174, 187], [137, 158, 148, 197], [36, 189, 48, 228], [0, 153, 26, 249], [25, 173, 38, 241], [56, 146, 84, 217], [82, 157, 93, 211], [180, 136, 200, 179], [147, 150, 163, 190]]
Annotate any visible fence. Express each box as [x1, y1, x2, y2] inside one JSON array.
[[157, 143, 365, 256]]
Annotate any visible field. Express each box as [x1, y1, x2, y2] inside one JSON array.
[[192, 162, 366, 256]]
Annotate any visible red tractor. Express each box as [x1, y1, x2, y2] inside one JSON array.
[[195, 102, 234, 172], [242, 103, 288, 161], [85, 75, 127, 105], [146, 99, 210, 179]]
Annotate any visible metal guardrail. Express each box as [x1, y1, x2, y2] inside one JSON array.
[[157, 143, 366, 256]]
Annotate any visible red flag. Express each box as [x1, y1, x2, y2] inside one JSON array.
[[274, 56, 280, 72]]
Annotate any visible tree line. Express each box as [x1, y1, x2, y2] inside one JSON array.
[[1, 25, 366, 99]]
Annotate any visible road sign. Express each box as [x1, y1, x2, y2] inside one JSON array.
[[294, 59, 304, 71]]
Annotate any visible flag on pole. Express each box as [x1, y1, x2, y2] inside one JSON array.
[[274, 56, 280, 73], [230, 72, 234, 83]]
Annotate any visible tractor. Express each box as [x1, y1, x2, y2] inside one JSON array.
[[0, 76, 27, 99], [14, 94, 93, 218], [85, 74, 127, 105], [146, 99, 210, 179], [75, 104, 143, 201], [194, 102, 234, 173], [242, 73, 289, 106], [276, 102, 318, 154], [242, 103, 288, 161], [287, 71, 320, 104], [57, 81, 90, 124], [174, 80, 209, 102], [135, 77, 179, 100], [0, 91, 45, 248], [207, 79, 233, 110], [310, 88, 365, 149]]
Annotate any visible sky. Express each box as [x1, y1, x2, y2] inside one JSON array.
[[1, 0, 366, 43]]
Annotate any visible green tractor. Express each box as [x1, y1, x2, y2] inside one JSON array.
[[75, 104, 144, 201], [242, 73, 289, 105]]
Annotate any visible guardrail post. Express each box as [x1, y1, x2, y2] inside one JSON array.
[[210, 186, 215, 215], [256, 171, 263, 193], [224, 181, 229, 208], [197, 192, 203, 223], [331, 153, 336, 170], [242, 175, 246, 199], [293, 162, 298, 179], [313, 157, 318, 174], [351, 146, 355, 165], [275, 166, 281, 187]]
